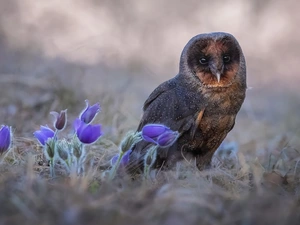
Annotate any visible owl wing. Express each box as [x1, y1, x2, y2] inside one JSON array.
[[138, 77, 205, 134], [142, 78, 177, 112]]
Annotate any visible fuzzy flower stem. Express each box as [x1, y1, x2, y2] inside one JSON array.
[[144, 166, 150, 180], [76, 157, 80, 174], [49, 157, 55, 178], [108, 151, 124, 180], [143, 146, 158, 180], [72, 137, 85, 175], [53, 130, 58, 139], [77, 145, 86, 176]]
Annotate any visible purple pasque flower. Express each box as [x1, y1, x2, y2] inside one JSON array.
[[50, 109, 67, 131], [0, 125, 11, 154], [157, 130, 179, 147], [34, 125, 55, 146], [142, 124, 172, 144], [110, 149, 132, 167], [74, 118, 102, 144], [142, 124, 179, 147], [79, 100, 101, 124]]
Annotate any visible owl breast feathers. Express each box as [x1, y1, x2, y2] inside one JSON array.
[[129, 32, 246, 172]]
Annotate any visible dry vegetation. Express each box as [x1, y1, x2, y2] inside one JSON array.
[[0, 0, 300, 224], [0, 90, 299, 225]]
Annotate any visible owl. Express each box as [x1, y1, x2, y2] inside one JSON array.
[[129, 32, 246, 172]]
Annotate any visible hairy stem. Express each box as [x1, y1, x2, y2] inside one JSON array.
[[108, 151, 124, 180], [49, 157, 55, 177]]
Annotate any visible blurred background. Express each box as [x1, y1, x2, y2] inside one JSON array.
[[0, 0, 299, 150]]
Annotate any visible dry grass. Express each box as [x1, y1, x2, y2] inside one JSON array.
[[1, 136, 300, 225]]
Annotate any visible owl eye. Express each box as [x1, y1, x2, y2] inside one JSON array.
[[223, 55, 231, 63], [199, 57, 209, 65]]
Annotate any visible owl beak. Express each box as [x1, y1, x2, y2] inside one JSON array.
[[209, 63, 223, 83], [210, 68, 221, 83], [215, 72, 221, 83]]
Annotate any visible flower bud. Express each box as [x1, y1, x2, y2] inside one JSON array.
[[119, 131, 142, 153], [50, 109, 67, 131], [72, 135, 83, 159], [110, 154, 119, 166], [56, 139, 69, 161], [44, 138, 56, 159], [110, 149, 132, 167], [144, 146, 157, 167]]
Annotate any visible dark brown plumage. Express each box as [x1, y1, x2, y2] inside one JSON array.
[[130, 32, 246, 172]]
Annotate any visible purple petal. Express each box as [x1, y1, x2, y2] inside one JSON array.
[[142, 135, 158, 144], [0, 125, 11, 153], [157, 131, 179, 148], [141, 124, 173, 144], [76, 123, 102, 144], [40, 126, 55, 138], [110, 154, 119, 166], [73, 118, 82, 131], [34, 126, 55, 146], [142, 124, 170, 138], [110, 149, 132, 167], [34, 131, 47, 145], [79, 100, 101, 124], [121, 149, 132, 166]]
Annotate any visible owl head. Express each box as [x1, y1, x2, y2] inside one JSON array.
[[179, 32, 246, 89]]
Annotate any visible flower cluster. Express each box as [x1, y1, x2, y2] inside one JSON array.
[[141, 124, 179, 179], [33, 98, 179, 180], [34, 100, 103, 177], [109, 124, 179, 180]]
